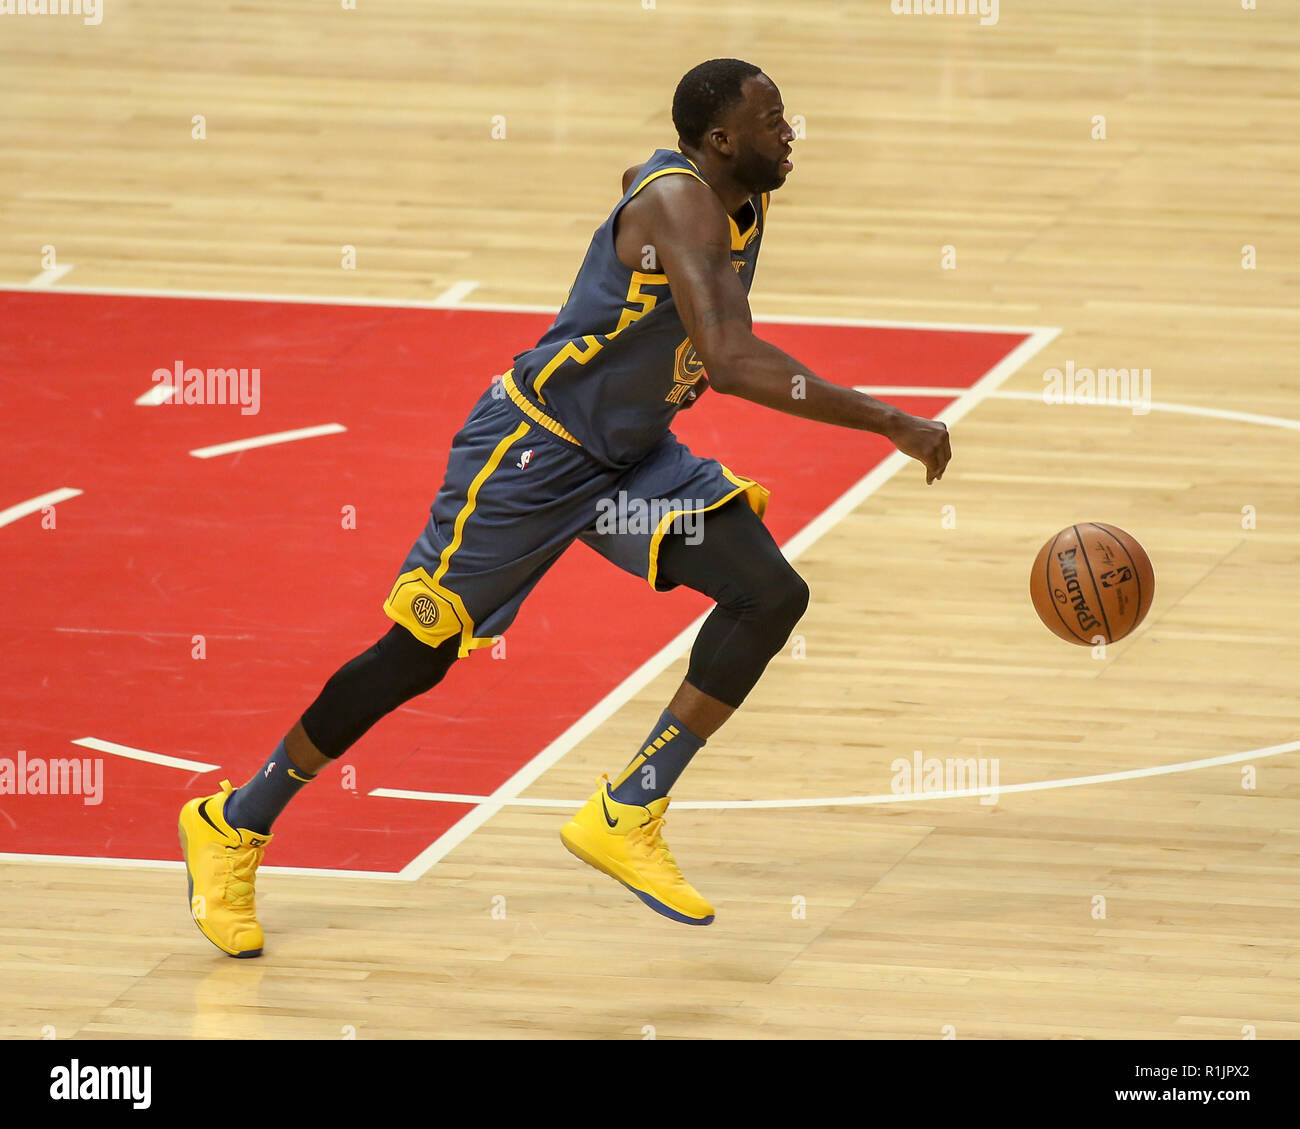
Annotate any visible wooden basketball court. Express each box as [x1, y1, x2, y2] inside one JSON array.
[[2, 0, 1297, 1040]]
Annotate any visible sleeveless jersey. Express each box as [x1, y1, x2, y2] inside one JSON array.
[[507, 149, 769, 468]]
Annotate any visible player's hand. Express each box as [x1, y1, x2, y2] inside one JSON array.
[[887, 412, 951, 484]]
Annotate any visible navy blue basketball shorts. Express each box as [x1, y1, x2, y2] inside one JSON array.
[[383, 374, 769, 656]]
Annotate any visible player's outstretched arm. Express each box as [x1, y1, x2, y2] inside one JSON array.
[[650, 176, 951, 484]]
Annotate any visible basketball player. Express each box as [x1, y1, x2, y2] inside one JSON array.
[[179, 58, 951, 955]]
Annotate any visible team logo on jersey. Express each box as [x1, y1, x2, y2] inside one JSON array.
[[411, 593, 441, 628], [667, 339, 706, 405], [732, 259, 746, 272], [517, 449, 535, 470]]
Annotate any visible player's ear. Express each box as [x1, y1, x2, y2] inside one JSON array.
[[706, 125, 736, 158]]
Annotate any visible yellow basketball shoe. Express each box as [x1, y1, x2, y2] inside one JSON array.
[[560, 776, 714, 926], [178, 779, 272, 958]]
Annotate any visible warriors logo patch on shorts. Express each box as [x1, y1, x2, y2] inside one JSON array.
[[384, 568, 465, 649], [410, 593, 440, 628]]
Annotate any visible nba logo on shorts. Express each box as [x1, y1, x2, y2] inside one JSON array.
[[517, 449, 535, 470]]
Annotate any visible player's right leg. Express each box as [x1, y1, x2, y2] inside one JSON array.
[[564, 453, 808, 925], [178, 626, 458, 957]]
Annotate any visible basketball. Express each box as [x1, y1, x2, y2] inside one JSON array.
[[1029, 523, 1155, 645]]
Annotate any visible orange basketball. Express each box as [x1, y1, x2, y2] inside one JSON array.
[[1029, 523, 1154, 645]]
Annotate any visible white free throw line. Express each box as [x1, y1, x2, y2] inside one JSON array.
[[71, 737, 219, 774], [189, 423, 346, 459], [0, 488, 82, 529]]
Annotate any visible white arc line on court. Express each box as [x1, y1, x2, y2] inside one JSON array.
[[854, 387, 1300, 433], [370, 739, 1299, 811], [189, 423, 346, 459], [28, 264, 74, 287], [0, 487, 82, 528], [6, 738, 1290, 881], [71, 737, 219, 773], [432, 279, 480, 305]]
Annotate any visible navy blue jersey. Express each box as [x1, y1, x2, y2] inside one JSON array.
[[508, 149, 769, 468]]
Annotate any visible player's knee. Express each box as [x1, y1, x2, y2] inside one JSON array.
[[766, 566, 810, 632], [740, 561, 808, 637], [382, 624, 458, 696]]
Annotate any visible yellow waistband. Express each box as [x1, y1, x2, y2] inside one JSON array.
[[501, 370, 582, 447]]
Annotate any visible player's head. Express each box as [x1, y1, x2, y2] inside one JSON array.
[[672, 59, 794, 193]]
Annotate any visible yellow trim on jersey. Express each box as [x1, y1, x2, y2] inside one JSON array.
[[501, 370, 582, 446], [382, 421, 530, 657], [433, 420, 530, 590], [631, 156, 756, 250], [628, 164, 708, 200], [728, 201, 760, 251], [533, 335, 605, 403], [645, 467, 771, 590]]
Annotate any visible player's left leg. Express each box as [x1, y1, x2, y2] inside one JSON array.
[[561, 495, 808, 925]]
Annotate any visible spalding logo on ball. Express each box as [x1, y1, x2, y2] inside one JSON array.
[[1030, 522, 1154, 645]]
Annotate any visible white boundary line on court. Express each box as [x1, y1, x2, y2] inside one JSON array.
[[0, 853, 411, 881], [0, 280, 1050, 335]]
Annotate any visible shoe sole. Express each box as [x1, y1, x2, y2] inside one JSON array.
[[178, 812, 263, 959], [559, 822, 714, 926]]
